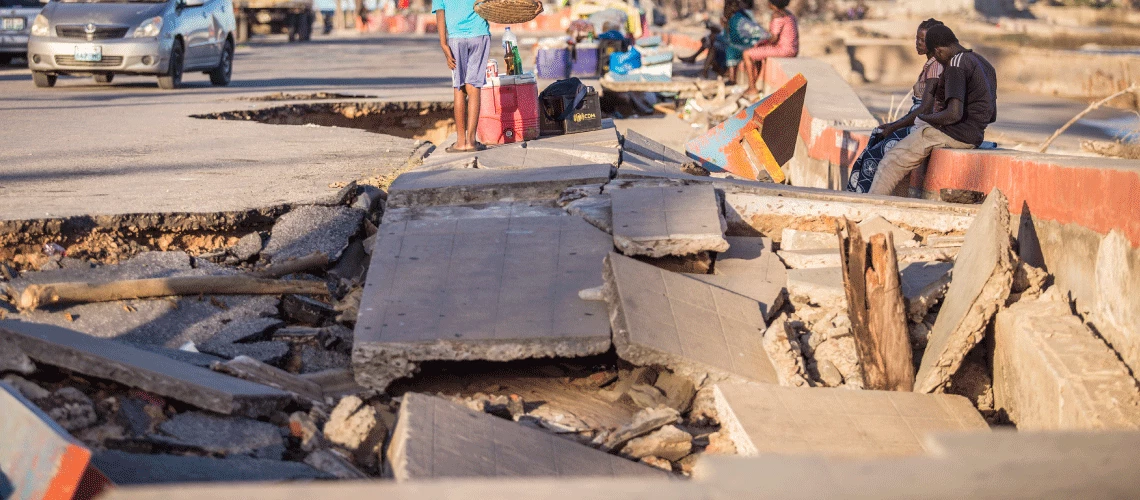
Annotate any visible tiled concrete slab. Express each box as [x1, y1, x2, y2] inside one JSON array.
[[993, 299, 1140, 430], [603, 252, 779, 384], [534, 127, 622, 149], [616, 152, 709, 181], [387, 393, 665, 480], [686, 237, 787, 320], [353, 216, 613, 390], [915, 190, 1015, 393], [525, 143, 621, 167], [0, 320, 291, 417], [93, 450, 329, 484], [623, 129, 693, 166], [711, 382, 988, 458], [381, 201, 564, 224], [1, 382, 96, 500], [386, 164, 613, 208], [610, 184, 729, 257]]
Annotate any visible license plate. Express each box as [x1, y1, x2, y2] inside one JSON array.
[[1, 17, 24, 31], [74, 44, 101, 62]]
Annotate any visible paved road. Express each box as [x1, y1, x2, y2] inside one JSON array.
[[0, 34, 457, 221]]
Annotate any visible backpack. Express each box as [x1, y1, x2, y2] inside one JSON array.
[[539, 77, 589, 122]]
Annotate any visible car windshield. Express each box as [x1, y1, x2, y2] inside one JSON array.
[[0, 0, 42, 7]]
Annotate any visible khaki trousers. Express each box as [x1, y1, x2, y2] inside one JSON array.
[[868, 123, 975, 196]]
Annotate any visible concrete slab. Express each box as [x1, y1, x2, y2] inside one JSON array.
[[153, 411, 285, 459], [609, 184, 729, 258], [616, 152, 709, 181], [92, 450, 328, 485], [0, 382, 96, 500], [563, 194, 613, 234], [525, 143, 622, 167], [915, 190, 1015, 394], [261, 205, 364, 264], [385, 164, 613, 208], [779, 228, 838, 251], [778, 246, 958, 269], [387, 392, 665, 480], [382, 201, 563, 224], [993, 299, 1140, 430], [603, 252, 779, 384], [686, 237, 787, 320], [722, 190, 976, 235], [0, 320, 291, 417], [353, 216, 613, 390], [533, 127, 622, 149], [623, 129, 693, 166], [711, 382, 988, 458]]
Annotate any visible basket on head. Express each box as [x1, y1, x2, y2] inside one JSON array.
[[474, 0, 543, 25]]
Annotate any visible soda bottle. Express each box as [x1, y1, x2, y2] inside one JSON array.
[[511, 42, 523, 75], [503, 27, 522, 75]]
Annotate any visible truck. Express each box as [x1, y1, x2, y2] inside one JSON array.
[[233, 0, 313, 43]]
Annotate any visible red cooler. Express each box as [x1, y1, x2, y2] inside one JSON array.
[[478, 73, 540, 145]]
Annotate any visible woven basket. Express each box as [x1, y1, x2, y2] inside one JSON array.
[[474, 0, 543, 25]]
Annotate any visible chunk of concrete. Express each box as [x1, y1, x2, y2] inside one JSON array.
[[914, 189, 1015, 394], [616, 153, 708, 182], [610, 184, 729, 258], [778, 245, 958, 269], [0, 382, 96, 500], [711, 382, 988, 458], [353, 216, 613, 390], [1092, 230, 1140, 382], [387, 392, 665, 480], [232, 232, 265, 262], [386, 164, 613, 208], [621, 425, 692, 461], [858, 215, 919, 247], [564, 194, 613, 234], [786, 267, 845, 307], [0, 320, 291, 417], [382, 201, 563, 224], [779, 228, 838, 251], [599, 406, 682, 451], [993, 299, 1140, 430], [603, 252, 779, 384], [92, 450, 329, 484], [262, 205, 364, 264], [155, 411, 285, 459]]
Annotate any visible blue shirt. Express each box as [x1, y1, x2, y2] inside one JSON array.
[[432, 0, 490, 39]]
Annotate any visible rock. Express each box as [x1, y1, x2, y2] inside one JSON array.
[[626, 384, 667, 409], [639, 456, 673, 471], [281, 294, 335, 326], [577, 286, 605, 301], [300, 346, 351, 374], [323, 395, 386, 468], [155, 411, 285, 459], [762, 315, 811, 387], [527, 405, 591, 433], [1008, 260, 1049, 304], [117, 397, 161, 436], [301, 368, 365, 398], [652, 371, 696, 414], [334, 287, 361, 325], [0, 336, 35, 374], [289, 411, 330, 452], [599, 406, 681, 451], [303, 449, 368, 479], [948, 353, 994, 412], [780, 228, 838, 251], [232, 232, 264, 262], [816, 360, 845, 387], [353, 185, 383, 214], [2, 374, 50, 400], [621, 425, 693, 461], [688, 387, 719, 426], [37, 387, 97, 432], [704, 430, 736, 455], [262, 205, 365, 264]]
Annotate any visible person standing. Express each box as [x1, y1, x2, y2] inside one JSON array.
[[434, 0, 490, 152], [868, 25, 998, 196], [741, 0, 798, 99]]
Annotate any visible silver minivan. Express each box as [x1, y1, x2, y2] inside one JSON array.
[[0, 0, 42, 65], [27, 0, 235, 88]]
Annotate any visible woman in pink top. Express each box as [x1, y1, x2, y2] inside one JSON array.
[[741, 0, 799, 98]]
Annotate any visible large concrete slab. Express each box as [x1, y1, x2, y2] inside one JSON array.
[[609, 184, 729, 258], [385, 164, 613, 208], [603, 252, 779, 384], [0, 320, 291, 417], [686, 237, 786, 321], [711, 382, 988, 458], [615, 152, 709, 182], [993, 298, 1140, 430], [0, 382, 96, 500], [387, 392, 664, 480], [623, 129, 693, 166], [261, 205, 364, 264], [915, 190, 1015, 393], [353, 216, 613, 390], [381, 201, 563, 224]]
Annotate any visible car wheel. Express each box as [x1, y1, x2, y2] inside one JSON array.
[[287, 13, 298, 42], [32, 71, 56, 88], [209, 39, 233, 86], [94, 73, 114, 84], [158, 40, 184, 90], [298, 11, 313, 41]]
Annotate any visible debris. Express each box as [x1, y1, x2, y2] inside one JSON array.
[[711, 382, 988, 457], [609, 184, 729, 258], [621, 425, 692, 461], [18, 275, 329, 311], [299, 346, 351, 373], [200, 339, 290, 366], [231, 232, 264, 262], [323, 395, 386, 468], [303, 448, 369, 479], [778, 245, 959, 270], [603, 252, 779, 384], [914, 189, 1015, 394], [281, 294, 336, 326], [91, 449, 329, 484], [211, 355, 325, 403], [3, 374, 50, 400], [1007, 260, 1049, 304], [388, 393, 665, 480], [816, 360, 844, 387], [578, 286, 605, 301], [385, 164, 613, 209], [262, 205, 365, 265], [652, 370, 697, 413], [289, 411, 330, 452], [155, 411, 285, 459], [599, 406, 682, 452], [253, 251, 330, 278], [780, 228, 839, 251], [837, 219, 913, 392], [857, 216, 919, 248], [627, 383, 667, 409], [0, 382, 102, 499], [301, 368, 365, 398], [639, 456, 674, 471], [527, 404, 592, 433], [564, 193, 614, 234], [37, 386, 98, 432], [703, 430, 736, 455], [0, 321, 291, 417], [761, 315, 810, 387], [0, 335, 36, 374]]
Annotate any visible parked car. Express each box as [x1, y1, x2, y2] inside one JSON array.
[[0, 0, 43, 65], [27, 0, 235, 88]]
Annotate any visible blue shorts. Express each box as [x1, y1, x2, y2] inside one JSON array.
[[449, 35, 490, 89]]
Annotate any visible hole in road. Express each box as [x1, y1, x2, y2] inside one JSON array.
[[194, 101, 456, 146], [237, 92, 378, 101]]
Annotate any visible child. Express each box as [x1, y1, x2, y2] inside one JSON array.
[[434, 0, 490, 152]]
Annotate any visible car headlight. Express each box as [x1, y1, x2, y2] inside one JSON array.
[[133, 16, 162, 38], [30, 14, 49, 37]]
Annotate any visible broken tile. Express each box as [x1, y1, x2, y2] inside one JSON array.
[[385, 164, 613, 209], [779, 228, 838, 251], [0, 382, 94, 500], [353, 216, 612, 390], [0, 321, 291, 417], [387, 393, 665, 480], [92, 450, 328, 484], [603, 252, 779, 384], [610, 184, 729, 258], [914, 189, 1015, 393], [154, 411, 285, 459], [262, 205, 365, 264], [711, 382, 988, 458], [599, 406, 682, 451]]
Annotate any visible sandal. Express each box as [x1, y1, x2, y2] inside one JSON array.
[[472, 142, 487, 151], [445, 145, 472, 153]]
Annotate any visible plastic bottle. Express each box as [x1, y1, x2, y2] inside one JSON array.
[[511, 43, 523, 75], [503, 27, 522, 75]]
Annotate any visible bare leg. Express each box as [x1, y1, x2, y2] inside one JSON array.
[[465, 84, 481, 148], [452, 87, 468, 150], [743, 57, 761, 96]]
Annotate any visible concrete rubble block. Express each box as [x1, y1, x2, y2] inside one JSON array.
[[610, 184, 729, 258], [385, 164, 614, 209], [914, 189, 1015, 394], [0, 320, 291, 417], [762, 315, 810, 387], [779, 228, 839, 251], [858, 215, 919, 247], [1092, 230, 1140, 379], [262, 205, 365, 264], [353, 216, 613, 390], [599, 406, 683, 452], [778, 245, 958, 270], [381, 201, 564, 224], [0, 382, 98, 500], [303, 448, 369, 479], [323, 395, 387, 465], [788, 261, 953, 320], [232, 232, 265, 262], [564, 193, 613, 234], [711, 382, 988, 458], [993, 299, 1140, 430], [623, 128, 694, 166], [387, 392, 666, 480], [620, 425, 693, 461], [154, 411, 286, 459], [212, 355, 326, 402], [603, 252, 779, 384], [92, 449, 329, 485], [721, 190, 976, 236]]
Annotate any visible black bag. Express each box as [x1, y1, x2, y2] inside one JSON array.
[[539, 78, 602, 136], [539, 77, 589, 123]]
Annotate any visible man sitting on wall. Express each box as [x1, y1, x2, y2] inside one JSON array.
[[868, 25, 998, 196]]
